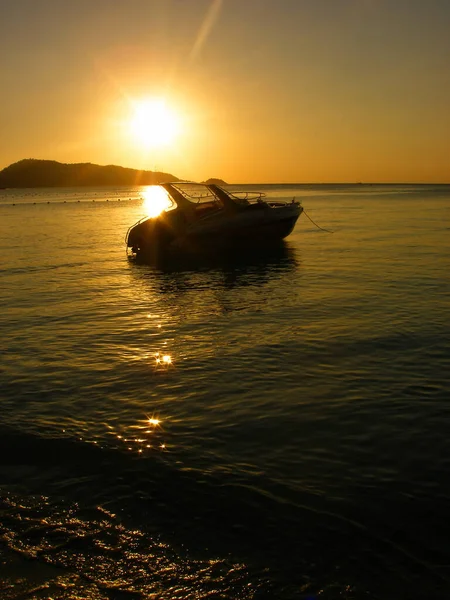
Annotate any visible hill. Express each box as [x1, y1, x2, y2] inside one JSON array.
[[201, 178, 228, 186], [0, 159, 180, 188]]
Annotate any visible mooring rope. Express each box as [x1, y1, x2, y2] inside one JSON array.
[[302, 208, 334, 233]]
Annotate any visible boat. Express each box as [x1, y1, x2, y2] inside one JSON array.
[[125, 182, 302, 258]]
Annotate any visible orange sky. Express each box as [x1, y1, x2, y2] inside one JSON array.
[[1, 0, 450, 183]]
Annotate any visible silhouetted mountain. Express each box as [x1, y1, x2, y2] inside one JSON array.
[[0, 159, 180, 188], [202, 178, 228, 186]]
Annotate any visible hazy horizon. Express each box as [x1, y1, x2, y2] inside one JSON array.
[[2, 0, 450, 183], [2, 157, 450, 186]]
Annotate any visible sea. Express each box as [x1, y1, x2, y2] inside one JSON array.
[[0, 183, 449, 599]]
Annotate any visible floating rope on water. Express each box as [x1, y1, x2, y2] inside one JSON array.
[[301, 207, 334, 233]]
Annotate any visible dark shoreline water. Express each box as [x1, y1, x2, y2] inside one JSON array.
[[1, 184, 449, 598]]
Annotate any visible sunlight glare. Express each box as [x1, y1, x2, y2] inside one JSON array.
[[142, 186, 172, 217], [153, 350, 173, 368]]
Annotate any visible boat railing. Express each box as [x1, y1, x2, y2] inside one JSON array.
[[229, 191, 301, 206], [228, 191, 267, 204], [125, 215, 148, 244]]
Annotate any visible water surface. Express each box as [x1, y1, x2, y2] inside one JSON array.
[[1, 184, 449, 598]]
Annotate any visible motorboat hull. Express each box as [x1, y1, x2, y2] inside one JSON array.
[[176, 206, 301, 247], [126, 183, 303, 259]]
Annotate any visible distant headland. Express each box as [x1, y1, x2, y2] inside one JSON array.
[[0, 159, 228, 188], [201, 178, 228, 186]]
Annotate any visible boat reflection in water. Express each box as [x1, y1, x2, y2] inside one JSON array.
[[127, 240, 300, 292], [126, 240, 301, 326]]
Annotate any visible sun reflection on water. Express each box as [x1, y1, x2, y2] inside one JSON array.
[[107, 414, 167, 455], [154, 352, 173, 369]]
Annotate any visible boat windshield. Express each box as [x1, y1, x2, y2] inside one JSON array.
[[170, 183, 220, 205]]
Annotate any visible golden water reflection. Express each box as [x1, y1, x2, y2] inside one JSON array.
[[154, 352, 173, 369], [108, 415, 167, 455]]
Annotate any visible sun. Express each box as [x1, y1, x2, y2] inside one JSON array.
[[129, 98, 179, 148]]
